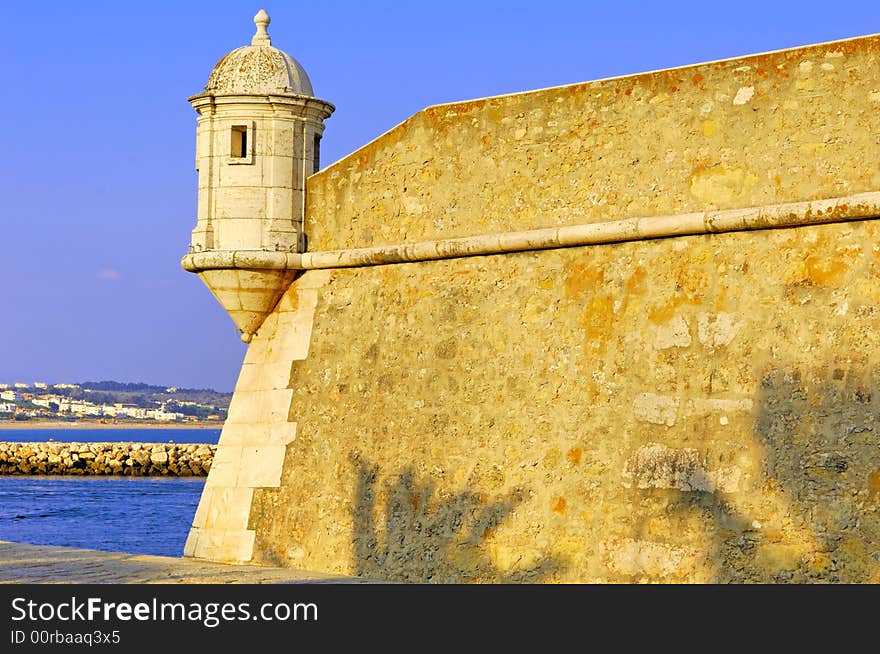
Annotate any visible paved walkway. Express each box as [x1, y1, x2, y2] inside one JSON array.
[[0, 541, 363, 584]]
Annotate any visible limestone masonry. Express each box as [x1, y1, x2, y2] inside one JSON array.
[[181, 11, 880, 582], [0, 442, 214, 476]]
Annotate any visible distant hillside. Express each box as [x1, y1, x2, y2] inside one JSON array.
[[3, 381, 233, 421], [1, 379, 232, 422], [80, 381, 225, 395], [67, 381, 231, 414]]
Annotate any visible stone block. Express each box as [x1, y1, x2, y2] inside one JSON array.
[[204, 487, 255, 530], [632, 393, 679, 427], [219, 156, 265, 187], [215, 218, 263, 250], [268, 421, 297, 446], [214, 188, 267, 220], [262, 155, 295, 189], [193, 528, 256, 563], [234, 363, 262, 393], [268, 312, 314, 362], [255, 361, 293, 391], [238, 445, 286, 488], [204, 445, 242, 487]]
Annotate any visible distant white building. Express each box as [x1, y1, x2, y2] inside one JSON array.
[[33, 382, 48, 389], [108, 405, 147, 419], [0, 403, 15, 414], [68, 401, 101, 416], [57, 399, 99, 415], [146, 407, 185, 421], [14, 383, 29, 389], [0, 390, 18, 402], [54, 383, 80, 390], [31, 398, 52, 409], [0, 383, 9, 389]]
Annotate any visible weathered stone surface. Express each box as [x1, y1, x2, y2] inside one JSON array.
[[633, 393, 680, 427], [233, 217, 880, 583], [305, 36, 880, 250], [622, 443, 741, 493], [602, 536, 706, 580], [653, 315, 692, 349]]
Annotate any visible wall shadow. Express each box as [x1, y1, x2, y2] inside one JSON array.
[[347, 363, 879, 582], [660, 363, 880, 582], [351, 455, 566, 583]]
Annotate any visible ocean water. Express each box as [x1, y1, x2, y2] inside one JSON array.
[[0, 427, 221, 444], [0, 428, 218, 556], [0, 476, 204, 557]]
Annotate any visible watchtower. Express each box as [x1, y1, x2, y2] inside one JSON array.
[[186, 9, 333, 342]]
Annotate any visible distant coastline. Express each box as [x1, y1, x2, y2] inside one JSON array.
[[0, 420, 223, 430]]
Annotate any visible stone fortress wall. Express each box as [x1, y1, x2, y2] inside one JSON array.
[[185, 34, 880, 582], [304, 36, 880, 249]]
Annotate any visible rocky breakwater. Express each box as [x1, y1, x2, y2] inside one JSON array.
[[0, 442, 216, 476]]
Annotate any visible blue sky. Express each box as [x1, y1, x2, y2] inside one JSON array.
[[1, 1, 877, 391]]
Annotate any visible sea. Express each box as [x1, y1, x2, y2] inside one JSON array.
[[0, 427, 220, 444], [0, 428, 221, 557]]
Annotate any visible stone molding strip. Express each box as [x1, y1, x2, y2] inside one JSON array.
[[181, 191, 880, 273]]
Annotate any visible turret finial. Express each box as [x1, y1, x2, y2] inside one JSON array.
[[252, 9, 271, 46]]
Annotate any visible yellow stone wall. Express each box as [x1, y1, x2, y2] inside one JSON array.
[[246, 219, 880, 582], [191, 34, 880, 582], [305, 35, 880, 249]]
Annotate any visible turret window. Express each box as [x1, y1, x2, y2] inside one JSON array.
[[228, 123, 254, 164], [313, 134, 321, 173], [231, 126, 247, 157]]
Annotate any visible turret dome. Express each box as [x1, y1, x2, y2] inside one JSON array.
[[204, 9, 314, 97]]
